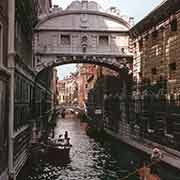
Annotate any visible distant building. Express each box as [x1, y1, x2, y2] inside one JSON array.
[[131, 0, 180, 96], [77, 64, 95, 108], [57, 80, 66, 104], [86, 64, 97, 92], [52, 68, 58, 105], [57, 74, 78, 105]]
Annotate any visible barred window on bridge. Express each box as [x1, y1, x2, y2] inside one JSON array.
[[61, 34, 71, 45], [99, 35, 109, 47]]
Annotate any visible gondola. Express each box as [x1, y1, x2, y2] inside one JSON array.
[[45, 137, 72, 162]]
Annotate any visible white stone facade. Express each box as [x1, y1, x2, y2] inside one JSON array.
[[34, 0, 133, 73]]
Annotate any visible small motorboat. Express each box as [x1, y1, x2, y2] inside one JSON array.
[[45, 136, 72, 162]]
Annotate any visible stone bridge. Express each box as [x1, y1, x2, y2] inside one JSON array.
[[33, 0, 133, 74]]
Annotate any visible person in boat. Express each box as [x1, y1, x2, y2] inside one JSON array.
[[138, 161, 150, 180], [64, 131, 68, 139], [148, 167, 161, 180], [151, 148, 162, 162], [65, 138, 72, 146], [61, 109, 65, 118], [49, 128, 55, 139], [64, 131, 72, 146], [58, 134, 63, 142], [150, 148, 162, 172]]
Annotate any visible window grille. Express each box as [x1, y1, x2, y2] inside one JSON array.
[[99, 35, 109, 46], [61, 35, 70, 45]]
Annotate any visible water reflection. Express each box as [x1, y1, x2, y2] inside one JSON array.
[[18, 116, 180, 180]]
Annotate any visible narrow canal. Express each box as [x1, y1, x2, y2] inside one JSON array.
[[18, 114, 180, 180]]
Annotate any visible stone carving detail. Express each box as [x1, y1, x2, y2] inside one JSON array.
[[80, 13, 88, 27]]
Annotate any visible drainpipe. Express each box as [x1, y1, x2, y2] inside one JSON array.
[[8, 0, 15, 179]]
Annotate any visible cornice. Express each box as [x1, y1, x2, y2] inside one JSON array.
[[35, 10, 130, 30]]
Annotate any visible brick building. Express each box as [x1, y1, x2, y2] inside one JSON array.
[[131, 0, 180, 96], [130, 0, 180, 152]]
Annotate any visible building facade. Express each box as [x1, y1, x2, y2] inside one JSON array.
[[57, 74, 78, 106], [131, 0, 180, 96], [130, 0, 180, 151], [78, 64, 90, 108], [85, 0, 180, 169], [65, 74, 78, 105], [7, 0, 53, 179], [57, 80, 66, 104], [0, 0, 9, 179]]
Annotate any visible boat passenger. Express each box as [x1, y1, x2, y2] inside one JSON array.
[[148, 167, 161, 180], [61, 108, 65, 118], [64, 131, 68, 139], [138, 161, 150, 180], [65, 138, 71, 146], [58, 134, 63, 142], [151, 148, 162, 162], [59, 134, 62, 138]]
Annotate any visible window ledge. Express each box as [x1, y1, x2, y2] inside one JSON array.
[[168, 79, 176, 83], [0, 65, 11, 76], [147, 129, 155, 133], [165, 133, 174, 139], [13, 125, 29, 138]]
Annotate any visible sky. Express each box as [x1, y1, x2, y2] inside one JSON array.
[[53, 0, 164, 79]]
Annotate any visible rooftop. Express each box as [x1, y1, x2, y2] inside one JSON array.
[[130, 0, 180, 37]]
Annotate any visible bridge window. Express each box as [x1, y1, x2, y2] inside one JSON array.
[[99, 35, 109, 46], [0, 23, 3, 65], [61, 34, 71, 45]]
